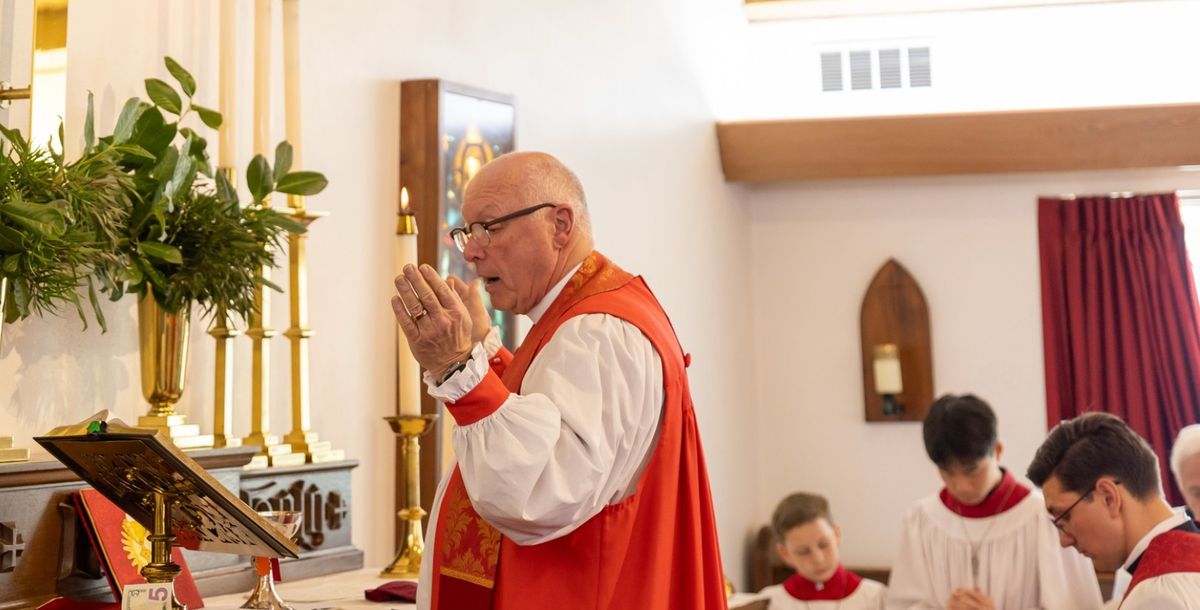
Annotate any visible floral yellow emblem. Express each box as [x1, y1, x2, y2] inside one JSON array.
[[121, 514, 152, 570]]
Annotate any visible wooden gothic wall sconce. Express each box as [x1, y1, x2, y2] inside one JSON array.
[[860, 259, 934, 422]]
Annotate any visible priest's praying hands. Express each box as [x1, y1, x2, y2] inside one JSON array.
[[390, 263, 475, 380]]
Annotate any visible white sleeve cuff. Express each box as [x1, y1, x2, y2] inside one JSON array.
[[423, 342, 491, 403], [482, 326, 504, 358]]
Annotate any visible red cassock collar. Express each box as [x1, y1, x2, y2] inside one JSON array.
[[782, 565, 863, 601], [939, 469, 1030, 518]]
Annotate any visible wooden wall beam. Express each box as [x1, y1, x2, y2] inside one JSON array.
[[716, 104, 1200, 182]]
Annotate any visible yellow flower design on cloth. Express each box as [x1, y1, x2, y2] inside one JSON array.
[[121, 514, 152, 570]]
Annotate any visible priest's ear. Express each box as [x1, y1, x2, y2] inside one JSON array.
[[551, 205, 576, 248]]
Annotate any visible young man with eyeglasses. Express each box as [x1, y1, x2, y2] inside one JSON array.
[[390, 151, 726, 610], [1027, 412, 1200, 609], [886, 394, 1102, 610]]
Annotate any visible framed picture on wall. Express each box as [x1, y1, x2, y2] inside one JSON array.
[[400, 79, 518, 347], [397, 78, 517, 536]]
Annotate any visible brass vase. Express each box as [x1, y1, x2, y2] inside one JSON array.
[[139, 292, 191, 418]]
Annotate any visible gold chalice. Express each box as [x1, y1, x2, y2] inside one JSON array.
[[241, 511, 303, 610]]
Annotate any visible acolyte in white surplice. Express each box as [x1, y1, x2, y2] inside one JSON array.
[[885, 488, 1103, 610]]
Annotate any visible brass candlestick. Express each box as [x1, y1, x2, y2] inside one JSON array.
[[142, 490, 186, 610], [243, 195, 302, 468], [211, 169, 243, 450], [282, 196, 342, 463], [381, 414, 438, 578]]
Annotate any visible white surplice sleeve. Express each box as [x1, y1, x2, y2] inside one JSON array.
[[1119, 574, 1200, 609], [1036, 507, 1105, 610], [426, 313, 664, 546], [884, 504, 943, 610]]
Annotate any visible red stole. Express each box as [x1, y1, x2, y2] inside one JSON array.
[[1122, 530, 1200, 603], [782, 565, 863, 601], [939, 469, 1030, 518], [430, 251, 727, 610]]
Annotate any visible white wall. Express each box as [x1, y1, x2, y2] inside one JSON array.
[[748, 168, 1200, 567], [0, 0, 759, 586]]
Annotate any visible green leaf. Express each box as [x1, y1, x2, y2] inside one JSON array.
[[273, 141, 293, 181], [263, 212, 307, 234], [275, 171, 328, 196], [128, 108, 176, 158], [84, 92, 96, 154], [0, 200, 69, 238], [192, 104, 223, 130], [0, 226, 24, 252], [145, 78, 183, 115], [135, 257, 170, 291], [216, 168, 238, 204], [246, 155, 273, 202], [1, 254, 19, 273], [87, 277, 107, 333], [163, 147, 197, 202], [112, 98, 147, 144], [9, 278, 30, 320], [119, 144, 157, 161], [140, 241, 183, 265], [164, 56, 196, 98]]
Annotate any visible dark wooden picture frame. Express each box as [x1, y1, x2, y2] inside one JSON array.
[[397, 79, 517, 539]]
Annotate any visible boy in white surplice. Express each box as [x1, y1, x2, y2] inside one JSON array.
[[885, 394, 1103, 610]]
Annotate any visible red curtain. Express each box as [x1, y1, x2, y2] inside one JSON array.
[[1039, 193, 1200, 505]]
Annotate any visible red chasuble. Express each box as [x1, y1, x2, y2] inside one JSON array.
[[1122, 530, 1200, 602], [938, 469, 1030, 518], [430, 252, 728, 610], [783, 565, 863, 601]]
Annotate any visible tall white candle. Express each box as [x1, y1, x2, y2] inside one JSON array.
[[397, 188, 421, 415], [281, 0, 302, 176], [253, 0, 271, 159], [218, 0, 237, 169]]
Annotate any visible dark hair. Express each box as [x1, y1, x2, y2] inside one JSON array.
[[1026, 412, 1161, 499], [922, 394, 998, 468], [772, 492, 832, 541]]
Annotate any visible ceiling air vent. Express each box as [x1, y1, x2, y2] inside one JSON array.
[[819, 46, 933, 92], [849, 50, 872, 90], [909, 47, 932, 87], [879, 49, 902, 89], [821, 52, 843, 92]]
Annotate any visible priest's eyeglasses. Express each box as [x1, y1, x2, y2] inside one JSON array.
[[450, 203, 556, 252]]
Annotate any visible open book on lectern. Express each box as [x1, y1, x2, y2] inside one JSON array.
[[35, 410, 300, 558]]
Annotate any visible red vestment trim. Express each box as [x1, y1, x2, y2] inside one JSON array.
[[782, 565, 863, 601], [939, 469, 1030, 518], [1122, 530, 1200, 603]]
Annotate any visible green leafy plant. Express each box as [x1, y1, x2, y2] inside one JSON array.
[[93, 57, 328, 321], [0, 122, 131, 330]]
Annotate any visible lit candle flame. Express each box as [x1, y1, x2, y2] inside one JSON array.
[[400, 187, 411, 214]]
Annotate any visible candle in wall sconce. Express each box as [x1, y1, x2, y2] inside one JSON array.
[[396, 187, 421, 416], [873, 343, 905, 417]]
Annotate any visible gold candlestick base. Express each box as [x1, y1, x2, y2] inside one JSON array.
[[381, 414, 438, 578], [0, 436, 29, 463]]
